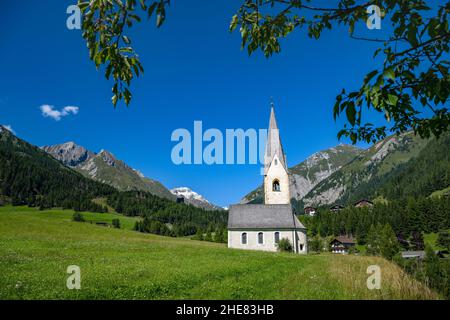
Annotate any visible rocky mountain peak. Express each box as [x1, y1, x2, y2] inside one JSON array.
[[242, 143, 363, 204], [133, 169, 145, 178], [42, 142, 215, 208], [0, 125, 15, 136], [98, 149, 117, 167], [301, 131, 430, 207], [42, 142, 95, 167]]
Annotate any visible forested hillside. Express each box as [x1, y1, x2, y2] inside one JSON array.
[[0, 127, 114, 212], [303, 197, 450, 243], [109, 192, 227, 236], [43, 142, 176, 200], [301, 131, 449, 206], [364, 132, 450, 201], [0, 127, 227, 236]]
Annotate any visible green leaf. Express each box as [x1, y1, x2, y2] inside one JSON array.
[[78, 1, 89, 12], [230, 15, 238, 32], [112, 94, 118, 107], [383, 67, 395, 80], [337, 129, 347, 140], [407, 25, 418, 47], [156, 13, 164, 27], [124, 88, 132, 105], [346, 102, 356, 126], [122, 36, 131, 44], [148, 2, 158, 18], [348, 20, 355, 35], [373, 48, 381, 58], [387, 94, 398, 106]]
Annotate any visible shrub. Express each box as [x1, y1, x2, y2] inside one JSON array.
[[112, 218, 121, 229], [204, 232, 213, 242], [308, 236, 322, 253], [191, 228, 204, 241], [366, 223, 400, 260], [72, 212, 85, 222], [437, 231, 450, 250], [348, 246, 359, 254], [214, 229, 224, 243], [133, 220, 145, 232], [277, 238, 293, 252]]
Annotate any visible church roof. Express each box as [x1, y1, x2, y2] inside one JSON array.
[[264, 106, 287, 173], [228, 204, 306, 230]]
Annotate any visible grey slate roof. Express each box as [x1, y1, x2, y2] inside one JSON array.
[[228, 204, 306, 229]]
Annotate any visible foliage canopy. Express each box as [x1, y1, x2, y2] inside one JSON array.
[[78, 0, 449, 143]]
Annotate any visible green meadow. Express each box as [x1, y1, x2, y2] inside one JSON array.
[[0, 206, 439, 300]]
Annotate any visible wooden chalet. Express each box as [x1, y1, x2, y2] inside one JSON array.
[[304, 206, 317, 216], [354, 199, 374, 208], [330, 236, 356, 254]]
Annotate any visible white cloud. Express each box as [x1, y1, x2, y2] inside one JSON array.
[[1, 125, 15, 134], [40, 105, 79, 121]]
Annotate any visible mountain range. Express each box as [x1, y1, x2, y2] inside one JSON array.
[[241, 144, 363, 204], [2, 125, 448, 213], [242, 131, 450, 209], [0, 125, 227, 235], [41, 142, 224, 210]]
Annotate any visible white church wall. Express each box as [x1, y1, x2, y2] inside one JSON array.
[[264, 155, 290, 205], [295, 230, 308, 254], [228, 230, 307, 254]]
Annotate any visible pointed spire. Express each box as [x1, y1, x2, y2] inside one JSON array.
[[268, 103, 278, 131], [264, 102, 287, 173]]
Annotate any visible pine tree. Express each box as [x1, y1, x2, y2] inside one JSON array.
[[215, 229, 224, 243], [379, 224, 400, 260], [205, 231, 213, 242]]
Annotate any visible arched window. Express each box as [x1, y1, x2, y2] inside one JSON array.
[[258, 232, 264, 244], [274, 232, 280, 244], [274, 158, 278, 165], [241, 232, 247, 245], [272, 179, 280, 192]]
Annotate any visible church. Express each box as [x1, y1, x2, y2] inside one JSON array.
[[227, 106, 307, 254]]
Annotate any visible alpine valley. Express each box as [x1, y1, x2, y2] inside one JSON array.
[[242, 131, 450, 210], [41, 142, 222, 210]]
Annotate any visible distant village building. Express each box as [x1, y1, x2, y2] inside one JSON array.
[[401, 251, 426, 260], [304, 206, 317, 217], [227, 106, 307, 254], [330, 236, 356, 254], [401, 250, 449, 259], [330, 204, 344, 213], [354, 199, 374, 208]]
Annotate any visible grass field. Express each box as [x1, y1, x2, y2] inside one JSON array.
[[0, 206, 440, 300]]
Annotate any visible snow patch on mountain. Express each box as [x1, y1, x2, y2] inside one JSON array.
[[171, 187, 222, 211], [171, 187, 210, 202], [133, 169, 145, 178]]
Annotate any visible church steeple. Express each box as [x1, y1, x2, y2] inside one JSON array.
[[263, 104, 290, 205], [264, 105, 287, 175]]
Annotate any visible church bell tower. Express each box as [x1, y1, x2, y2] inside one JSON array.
[[264, 105, 290, 205]]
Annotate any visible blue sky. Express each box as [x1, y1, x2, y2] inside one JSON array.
[[1, 1, 396, 207]]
